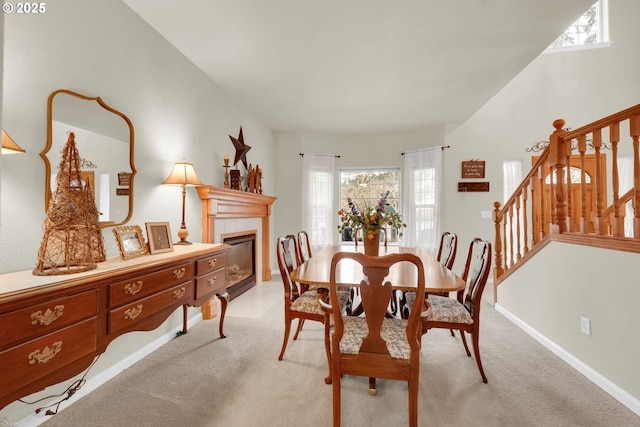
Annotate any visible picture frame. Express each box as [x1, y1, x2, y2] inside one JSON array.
[[145, 222, 174, 254], [112, 225, 149, 260]]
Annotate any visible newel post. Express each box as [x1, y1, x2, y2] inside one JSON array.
[[548, 119, 568, 233]]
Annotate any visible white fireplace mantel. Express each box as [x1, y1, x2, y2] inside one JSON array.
[[197, 185, 277, 281]]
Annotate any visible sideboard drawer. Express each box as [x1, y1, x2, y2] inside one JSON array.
[[109, 262, 194, 307], [0, 318, 97, 391], [108, 282, 193, 334], [196, 253, 226, 275], [0, 290, 98, 350], [195, 269, 226, 299]]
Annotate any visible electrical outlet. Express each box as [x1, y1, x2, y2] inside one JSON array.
[[580, 316, 591, 336]]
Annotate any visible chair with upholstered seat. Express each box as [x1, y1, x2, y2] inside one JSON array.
[[277, 234, 350, 381], [323, 252, 427, 427], [421, 237, 492, 383], [401, 231, 457, 318]]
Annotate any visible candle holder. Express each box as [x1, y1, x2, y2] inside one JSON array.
[[223, 157, 230, 188]]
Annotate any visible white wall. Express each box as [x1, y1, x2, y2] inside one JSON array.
[[497, 242, 640, 403], [0, 0, 275, 423]]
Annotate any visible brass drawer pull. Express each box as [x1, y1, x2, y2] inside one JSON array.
[[208, 258, 218, 268], [173, 287, 186, 299], [208, 277, 217, 286], [31, 305, 65, 326], [125, 280, 143, 295], [173, 268, 186, 280], [124, 304, 143, 320], [28, 341, 62, 364]]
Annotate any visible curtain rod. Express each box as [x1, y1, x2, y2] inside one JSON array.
[[299, 153, 341, 158], [401, 145, 450, 155]]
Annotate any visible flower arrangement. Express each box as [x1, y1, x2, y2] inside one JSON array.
[[337, 191, 407, 240]]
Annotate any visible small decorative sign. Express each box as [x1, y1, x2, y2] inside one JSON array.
[[461, 160, 485, 179], [118, 172, 131, 186], [230, 169, 242, 191], [116, 188, 130, 196]]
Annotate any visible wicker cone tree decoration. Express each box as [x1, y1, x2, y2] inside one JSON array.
[[33, 132, 105, 275]]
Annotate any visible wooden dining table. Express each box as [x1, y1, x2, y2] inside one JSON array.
[[290, 245, 465, 293]]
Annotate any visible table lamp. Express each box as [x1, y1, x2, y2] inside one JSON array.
[[1, 129, 26, 154], [162, 160, 203, 245]]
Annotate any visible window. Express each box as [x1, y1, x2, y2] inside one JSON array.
[[546, 0, 609, 51], [338, 169, 401, 243], [402, 148, 442, 252]]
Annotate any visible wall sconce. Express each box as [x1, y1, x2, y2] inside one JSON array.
[[162, 160, 203, 245], [1, 129, 26, 154]]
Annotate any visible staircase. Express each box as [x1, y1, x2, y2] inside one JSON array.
[[492, 104, 640, 289]]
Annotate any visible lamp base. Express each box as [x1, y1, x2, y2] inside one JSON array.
[[175, 225, 192, 245], [174, 239, 193, 245]]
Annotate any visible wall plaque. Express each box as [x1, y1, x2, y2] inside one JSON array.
[[458, 182, 490, 192], [461, 160, 485, 178]]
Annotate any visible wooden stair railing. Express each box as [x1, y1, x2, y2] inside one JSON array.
[[493, 104, 640, 286]]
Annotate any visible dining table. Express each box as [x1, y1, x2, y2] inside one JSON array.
[[290, 244, 466, 392], [290, 244, 465, 293]]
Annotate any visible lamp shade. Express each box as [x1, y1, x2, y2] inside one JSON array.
[[1, 129, 26, 154], [162, 161, 203, 186]]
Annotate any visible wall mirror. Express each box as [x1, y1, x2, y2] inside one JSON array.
[[41, 89, 136, 228]]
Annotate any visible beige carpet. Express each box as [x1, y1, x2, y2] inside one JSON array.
[[39, 280, 639, 427]]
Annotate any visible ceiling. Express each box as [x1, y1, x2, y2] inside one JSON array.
[[123, 0, 594, 135]]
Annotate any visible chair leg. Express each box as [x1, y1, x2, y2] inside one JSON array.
[[324, 322, 332, 384], [368, 377, 377, 395], [293, 318, 305, 340], [408, 375, 419, 427], [471, 330, 488, 383], [278, 317, 292, 361], [459, 330, 472, 357], [332, 358, 341, 427]]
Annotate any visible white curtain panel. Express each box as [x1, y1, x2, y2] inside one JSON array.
[[503, 160, 523, 203], [301, 154, 335, 250], [402, 147, 442, 254], [617, 155, 634, 237], [502, 160, 524, 265]]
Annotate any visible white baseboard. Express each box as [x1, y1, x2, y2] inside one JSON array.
[[495, 304, 640, 417], [14, 313, 204, 427]]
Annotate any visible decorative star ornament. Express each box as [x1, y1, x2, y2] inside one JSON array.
[[229, 127, 251, 169]]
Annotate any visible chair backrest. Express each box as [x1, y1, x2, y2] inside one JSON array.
[[276, 235, 302, 302], [436, 231, 458, 269], [458, 238, 492, 319], [297, 230, 312, 263], [329, 252, 425, 358]]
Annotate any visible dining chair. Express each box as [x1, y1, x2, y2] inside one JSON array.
[[323, 251, 427, 427], [400, 231, 458, 317], [276, 235, 350, 381], [421, 237, 492, 383], [297, 230, 313, 263]]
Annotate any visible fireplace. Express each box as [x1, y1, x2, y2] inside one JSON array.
[[223, 232, 257, 300]]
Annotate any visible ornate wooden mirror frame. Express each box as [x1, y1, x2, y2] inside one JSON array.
[[41, 89, 136, 228]]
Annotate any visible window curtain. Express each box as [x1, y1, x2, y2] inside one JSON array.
[[402, 147, 442, 254], [617, 155, 634, 237], [503, 160, 523, 265], [503, 160, 523, 203], [301, 154, 335, 252]]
